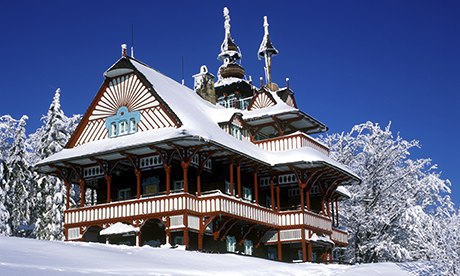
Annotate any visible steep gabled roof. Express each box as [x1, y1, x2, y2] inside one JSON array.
[[37, 57, 357, 182]]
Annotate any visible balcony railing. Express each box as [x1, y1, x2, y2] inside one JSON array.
[[65, 191, 333, 232], [331, 228, 348, 245], [253, 131, 329, 155]]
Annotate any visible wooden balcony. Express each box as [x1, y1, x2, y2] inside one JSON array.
[[65, 191, 333, 233], [253, 131, 329, 155], [331, 228, 348, 245]]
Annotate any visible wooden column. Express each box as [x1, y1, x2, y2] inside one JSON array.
[[335, 201, 339, 226], [196, 174, 202, 196], [253, 170, 258, 204], [135, 168, 142, 199], [301, 228, 307, 262], [198, 218, 204, 251], [331, 199, 335, 226], [229, 161, 234, 196], [135, 231, 141, 246], [326, 199, 331, 217], [164, 164, 171, 195], [79, 178, 85, 207], [165, 217, 171, 245], [181, 161, 190, 193], [236, 162, 241, 198], [321, 199, 325, 215], [277, 229, 283, 261], [300, 186, 305, 212], [63, 179, 70, 209], [276, 184, 281, 211], [105, 174, 112, 203], [183, 215, 189, 248], [306, 190, 311, 210], [270, 177, 275, 211], [307, 242, 313, 262]]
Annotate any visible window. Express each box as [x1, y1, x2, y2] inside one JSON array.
[[243, 187, 252, 201], [105, 106, 140, 138], [225, 181, 235, 195], [226, 236, 236, 252], [119, 120, 128, 135], [174, 236, 184, 246], [110, 123, 117, 138], [244, 240, 253, 255], [130, 118, 137, 132], [118, 188, 131, 200], [173, 180, 184, 192], [231, 125, 242, 140]]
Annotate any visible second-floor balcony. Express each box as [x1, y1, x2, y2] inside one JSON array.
[[253, 131, 329, 155]]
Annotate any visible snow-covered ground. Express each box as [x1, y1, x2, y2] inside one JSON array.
[[0, 236, 411, 276]]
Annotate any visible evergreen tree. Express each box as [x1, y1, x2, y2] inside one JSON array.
[[0, 160, 11, 236], [31, 88, 80, 240], [4, 115, 32, 237]]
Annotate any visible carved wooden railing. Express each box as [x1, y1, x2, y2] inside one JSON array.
[[253, 132, 329, 155], [331, 228, 348, 245], [65, 192, 333, 232]]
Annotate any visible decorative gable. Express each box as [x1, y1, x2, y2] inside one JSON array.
[[67, 72, 179, 147], [248, 91, 276, 110]]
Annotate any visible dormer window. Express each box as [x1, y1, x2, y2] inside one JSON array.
[[106, 106, 141, 138]]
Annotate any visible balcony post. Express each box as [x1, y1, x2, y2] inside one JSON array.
[[135, 168, 142, 199], [253, 168, 259, 204], [276, 184, 281, 211], [63, 179, 70, 209], [277, 229, 283, 261], [197, 173, 201, 196], [237, 162, 241, 198], [306, 190, 311, 210], [181, 161, 190, 193], [105, 174, 112, 203], [335, 200, 339, 226], [270, 177, 275, 211], [229, 160, 234, 196], [301, 228, 307, 262], [164, 164, 171, 195], [79, 178, 85, 207]]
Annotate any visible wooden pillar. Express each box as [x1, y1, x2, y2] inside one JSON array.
[[164, 164, 171, 195], [276, 185, 281, 211], [79, 178, 85, 207], [135, 231, 141, 246], [326, 199, 331, 217], [229, 161, 234, 196], [307, 241, 313, 262], [277, 230, 283, 261], [165, 217, 171, 245], [300, 186, 305, 212], [237, 162, 241, 198], [183, 215, 189, 248], [253, 171, 258, 204], [335, 201, 340, 226], [198, 216, 204, 251], [321, 199, 325, 215], [270, 177, 275, 211], [135, 168, 142, 199], [196, 174, 202, 196], [105, 174, 112, 203], [301, 227, 307, 262], [181, 161, 190, 193], [331, 199, 335, 226], [63, 179, 70, 209]]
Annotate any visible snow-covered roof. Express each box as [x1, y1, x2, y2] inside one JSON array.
[[37, 57, 358, 182], [335, 186, 352, 198], [99, 222, 139, 236]]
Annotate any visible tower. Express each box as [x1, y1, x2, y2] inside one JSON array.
[[193, 65, 216, 104]]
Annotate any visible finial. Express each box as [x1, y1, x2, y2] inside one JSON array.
[[286, 78, 290, 89], [223, 7, 231, 34], [121, 44, 127, 57], [260, 76, 264, 87], [263, 16, 269, 35]]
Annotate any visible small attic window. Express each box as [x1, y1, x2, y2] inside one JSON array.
[[105, 106, 141, 138]]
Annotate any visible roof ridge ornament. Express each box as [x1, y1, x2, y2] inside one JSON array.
[[224, 7, 231, 35], [121, 44, 128, 57], [258, 16, 279, 88]]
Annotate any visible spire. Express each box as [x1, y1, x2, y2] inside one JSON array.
[[218, 7, 242, 63], [217, 7, 245, 80], [258, 16, 278, 87]]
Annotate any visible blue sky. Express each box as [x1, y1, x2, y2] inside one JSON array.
[[1, 1, 459, 204]]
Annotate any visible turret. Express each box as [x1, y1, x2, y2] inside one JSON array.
[[217, 7, 245, 80]]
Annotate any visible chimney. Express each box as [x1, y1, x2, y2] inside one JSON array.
[[193, 65, 216, 104]]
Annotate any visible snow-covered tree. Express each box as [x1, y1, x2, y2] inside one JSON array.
[[0, 161, 11, 236], [4, 115, 33, 237], [30, 88, 80, 240], [322, 122, 453, 264]]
